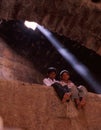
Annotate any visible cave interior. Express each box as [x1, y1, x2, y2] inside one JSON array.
[[0, 19, 101, 93]]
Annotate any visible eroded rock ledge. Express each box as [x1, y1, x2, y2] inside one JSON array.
[[0, 79, 101, 130]]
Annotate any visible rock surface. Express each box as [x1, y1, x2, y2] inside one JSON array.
[[0, 79, 101, 130], [0, 0, 101, 55], [0, 37, 43, 84]]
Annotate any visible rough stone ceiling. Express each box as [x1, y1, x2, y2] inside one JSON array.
[[0, 0, 101, 55]]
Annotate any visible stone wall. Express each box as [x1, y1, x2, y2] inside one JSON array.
[[0, 80, 101, 130], [0, 37, 43, 84]]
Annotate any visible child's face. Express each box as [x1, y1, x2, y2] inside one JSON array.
[[49, 72, 56, 79], [61, 72, 70, 81]]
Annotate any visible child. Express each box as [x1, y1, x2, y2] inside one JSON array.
[[59, 70, 87, 109]]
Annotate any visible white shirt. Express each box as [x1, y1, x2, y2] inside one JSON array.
[[59, 80, 75, 88], [43, 78, 57, 86]]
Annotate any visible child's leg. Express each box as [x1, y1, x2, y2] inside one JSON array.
[[52, 83, 71, 103], [79, 97, 86, 108], [74, 98, 81, 109], [78, 85, 88, 108], [62, 92, 71, 103]]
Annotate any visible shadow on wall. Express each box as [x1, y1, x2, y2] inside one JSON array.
[[91, 0, 101, 3], [0, 36, 44, 84]]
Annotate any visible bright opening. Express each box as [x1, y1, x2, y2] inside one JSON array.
[[24, 21, 38, 30]]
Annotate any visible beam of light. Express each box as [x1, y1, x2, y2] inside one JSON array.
[[24, 21, 101, 93]]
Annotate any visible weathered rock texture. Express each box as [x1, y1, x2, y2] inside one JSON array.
[[0, 37, 43, 84], [0, 80, 101, 130], [0, 0, 101, 55]]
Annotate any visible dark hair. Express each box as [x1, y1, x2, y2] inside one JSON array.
[[47, 67, 56, 74], [60, 70, 70, 77]]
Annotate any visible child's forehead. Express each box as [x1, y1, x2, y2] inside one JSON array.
[[49, 71, 56, 74], [62, 72, 69, 75]]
